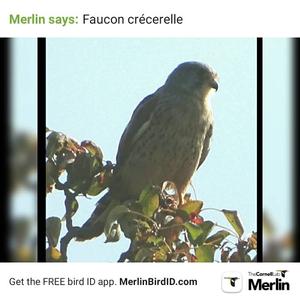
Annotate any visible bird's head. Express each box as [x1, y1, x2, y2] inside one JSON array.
[[166, 61, 219, 98]]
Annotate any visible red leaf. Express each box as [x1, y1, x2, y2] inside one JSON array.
[[189, 212, 204, 225]]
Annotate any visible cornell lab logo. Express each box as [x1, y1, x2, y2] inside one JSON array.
[[248, 270, 290, 291], [221, 272, 242, 293]]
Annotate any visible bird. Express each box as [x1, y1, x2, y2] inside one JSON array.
[[77, 61, 219, 241]]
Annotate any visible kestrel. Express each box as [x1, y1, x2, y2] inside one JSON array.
[[78, 61, 219, 240]]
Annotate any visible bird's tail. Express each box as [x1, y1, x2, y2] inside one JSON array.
[[76, 192, 115, 241]]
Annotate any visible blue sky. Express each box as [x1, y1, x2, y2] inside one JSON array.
[[45, 38, 257, 261]]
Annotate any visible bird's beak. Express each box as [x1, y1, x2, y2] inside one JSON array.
[[211, 79, 219, 91]]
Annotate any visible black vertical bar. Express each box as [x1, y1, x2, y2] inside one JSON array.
[[0, 39, 11, 261], [292, 39, 299, 262], [257, 38, 263, 262], [37, 38, 46, 262]]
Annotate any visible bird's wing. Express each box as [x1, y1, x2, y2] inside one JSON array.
[[197, 124, 213, 169], [116, 91, 160, 166]]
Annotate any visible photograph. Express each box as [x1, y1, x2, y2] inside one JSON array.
[[45, 38, 257, 262]]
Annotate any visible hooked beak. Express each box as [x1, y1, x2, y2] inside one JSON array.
[[211, 79, 219, 91]]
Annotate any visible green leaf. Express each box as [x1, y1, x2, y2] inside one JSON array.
[[134, 248, 153, 262], [66, 152, 102, 193], [205, 230, 230, 246], [178, 200, 203, 220], [46, 160, 58, 193], [105, 223, 121, 243], [62, 198, 79, 221], [104, 205, 130, 238], [184, 221, 214, 246], [87, 174, 105, 196], [46, 162, 56, 180], [244, 254, 252, 262], [180, 200, 203, 215], [81, 140, 103, 160], [46, 131, 66, 158], [153, 248, 168, 262], [222, 209, 244, 237], [138, 185, 159, 218], [195, 245, 215, 262], [119, 215, 152, 240], [118, 215, 135, 239], [46, 246, 64, 262], [66, 153, 91, 191], [89, 155, 103, 175], [46, 217, 62, 247], [146, 235, 164, 246]]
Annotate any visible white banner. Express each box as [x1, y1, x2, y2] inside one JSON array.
[[0, 263, 298, 299], [0, 0, 300, 37]]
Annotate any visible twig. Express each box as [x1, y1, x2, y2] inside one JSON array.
[[60, 226, 81, 261]]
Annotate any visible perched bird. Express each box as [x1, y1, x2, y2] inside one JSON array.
[[77, 61, 219, 240]]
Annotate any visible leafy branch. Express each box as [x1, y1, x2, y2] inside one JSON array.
[[46, 128, 257, 262]]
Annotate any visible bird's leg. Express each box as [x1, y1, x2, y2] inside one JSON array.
[[178, 184, 189, 206], [179, 192, 186, 207]]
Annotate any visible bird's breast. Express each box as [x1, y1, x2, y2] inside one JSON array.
[[117, 95, 212, 198]]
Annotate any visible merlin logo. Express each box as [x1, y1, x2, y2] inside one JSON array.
[[248, 270, 290, 291], [224, 277, 240, 287], [222, 272, 242, 293]]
